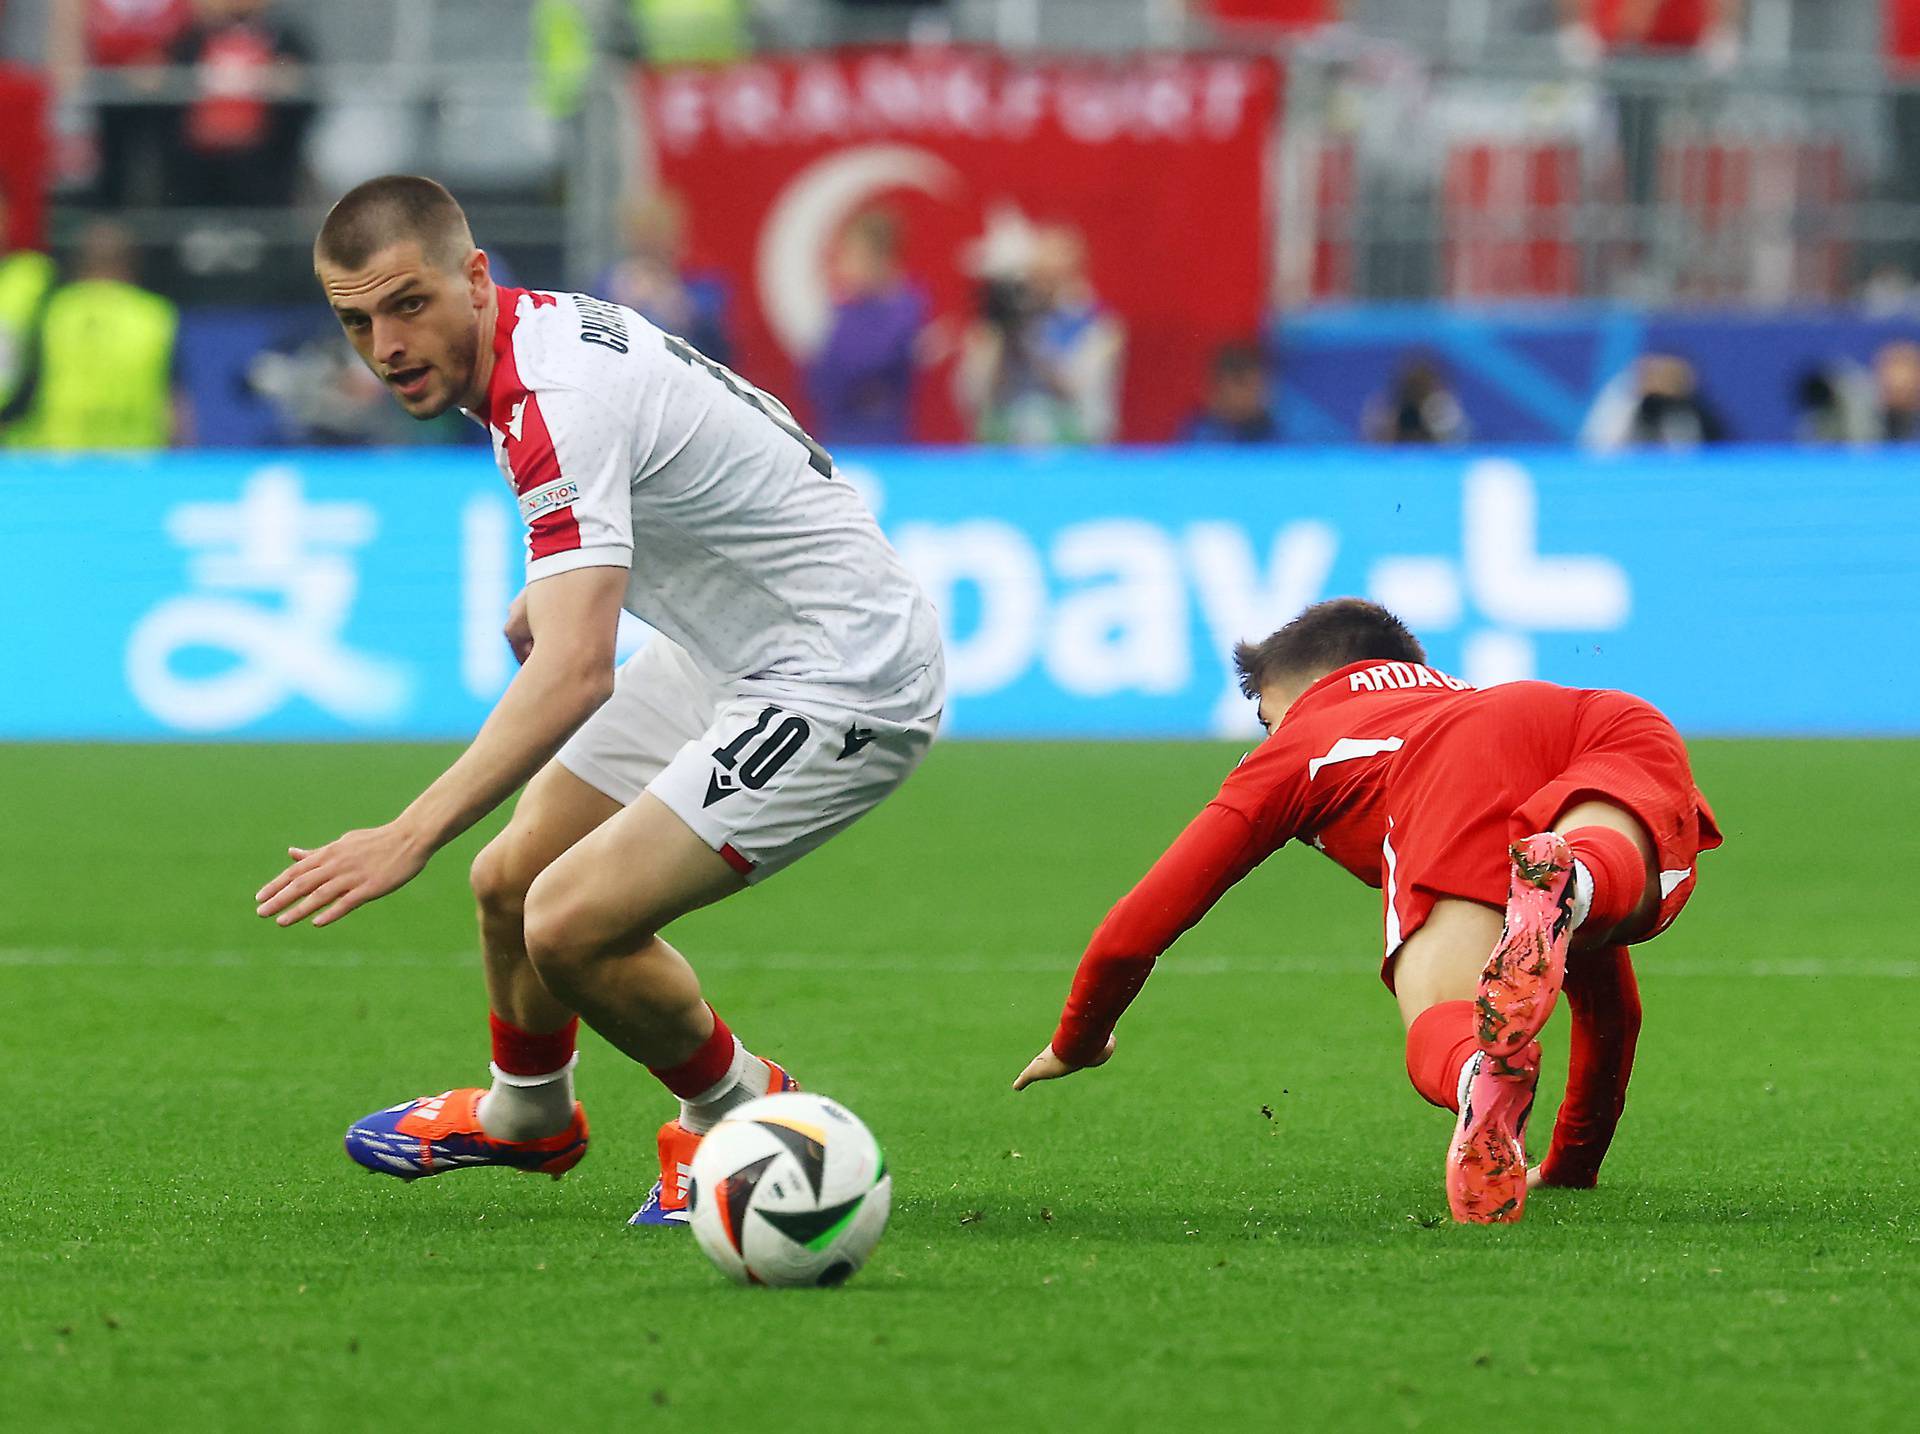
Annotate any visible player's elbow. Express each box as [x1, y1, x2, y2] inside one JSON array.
[[531, 643, 616, 720]]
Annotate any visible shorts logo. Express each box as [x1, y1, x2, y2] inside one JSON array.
[[703, 769, 738, 807], [838, 725, 874, 760], [518, 478, 579, 523]]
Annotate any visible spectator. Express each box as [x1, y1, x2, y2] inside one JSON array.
[[1793, 363, 1876, 446], [166, 0, 312, 207], [1581, 353, 1726, 451], [1874, 339, 1920, 441], [956, 224, 1125, 446], [807, 208, 927, 446], [4, 220, 181, 450], [631, 0, 749, 64], [594, 191, 732, 364], [0, 189, 56, 428], [47, 0, 193, 207], [1183, 342, 1278, 443], [1364, 355, 1470, 445], [533, 0, 750, 119]]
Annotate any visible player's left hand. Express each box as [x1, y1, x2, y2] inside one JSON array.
[[254, 823, 432, 928], [1012, 1036, 1115, 1091]]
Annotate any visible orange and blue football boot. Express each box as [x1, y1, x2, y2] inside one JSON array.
[[1476, 832, 1576, 1060], [1446, 1041, 1541, 1224], [629, 1061, 798, 1227], [344, 1088, 588, 1181]]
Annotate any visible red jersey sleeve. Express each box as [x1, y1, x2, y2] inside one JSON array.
[[486, 293, 635, 582], [1050, 801, 1264, 1065], [1048, 730, 1318, 1067], [512, 383, 635, 582]]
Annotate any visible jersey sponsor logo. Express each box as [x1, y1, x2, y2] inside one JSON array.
[[518, 477, 580, 524], [1347, 662, 1471, 694], [838, 724, 875, 760], [1307, 735, 1405, 779]]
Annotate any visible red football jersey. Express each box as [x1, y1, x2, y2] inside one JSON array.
[[1048, 660, 1718, 1064]]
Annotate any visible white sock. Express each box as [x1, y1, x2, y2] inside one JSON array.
[[1457, 1049, 1481, 1112], [1569, 859, 1596, 931], [477, 1054, 577, 1141], [677, 1038, 771, 1135]]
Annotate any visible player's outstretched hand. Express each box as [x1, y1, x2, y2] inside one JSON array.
[[254, 824, 431, 929], [1012, 1036, 1115, 1091], [1527, 1163, 1599, 1192]]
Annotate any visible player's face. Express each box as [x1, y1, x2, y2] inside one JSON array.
[[318, 241, 491, 420], [1255, 679, 1306, 736]]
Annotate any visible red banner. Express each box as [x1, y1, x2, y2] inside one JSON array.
[[0, 66, 50, 249], [638, 48, 1280, 443]]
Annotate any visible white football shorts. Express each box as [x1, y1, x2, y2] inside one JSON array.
[[555, 635, 944, 882]]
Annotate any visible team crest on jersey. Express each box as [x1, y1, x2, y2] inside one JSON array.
[[518, 478, 579, 522]]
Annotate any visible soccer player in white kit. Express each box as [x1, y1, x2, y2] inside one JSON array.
[[256, 176, 945, 1225]]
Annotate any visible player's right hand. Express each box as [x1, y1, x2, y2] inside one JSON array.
[[1012, 1036, 1115, 1091], [504, 588, 534, 664]]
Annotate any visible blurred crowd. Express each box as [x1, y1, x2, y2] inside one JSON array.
[[9, 0, 1920, 451]]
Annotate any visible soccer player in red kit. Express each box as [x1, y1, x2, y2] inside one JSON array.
[[1013, 599, 1720, 1224]]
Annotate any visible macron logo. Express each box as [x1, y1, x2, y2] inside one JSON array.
[[505, 397, 528, 442]]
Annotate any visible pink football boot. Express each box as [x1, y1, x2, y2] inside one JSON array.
[[1476, 832, 1576, 1060], [1446, 1042, 1541, 1224]]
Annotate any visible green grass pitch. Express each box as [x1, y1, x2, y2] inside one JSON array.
[[3, 738, 1916, 1430]]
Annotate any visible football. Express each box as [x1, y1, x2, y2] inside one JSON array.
[[686, 1092, 892, 1287]]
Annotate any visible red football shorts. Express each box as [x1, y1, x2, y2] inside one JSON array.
[[1379, 687, 1720, 981]]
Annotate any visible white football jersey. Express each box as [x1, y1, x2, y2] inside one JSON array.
[[473, 286, 939, 699]]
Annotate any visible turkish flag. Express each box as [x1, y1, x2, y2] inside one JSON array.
[[637, 48, 1280, 443]]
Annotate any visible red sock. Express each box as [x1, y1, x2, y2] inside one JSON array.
[[1564, 825, 1646, 936], [647, 1005, 736, 1099], [1540, 945, 1641, 1187], [489, 1012, 578, 1076], [1405, 1000, 1479, 1111]]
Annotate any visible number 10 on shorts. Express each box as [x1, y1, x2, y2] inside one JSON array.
[[704, 706, 813, 809]]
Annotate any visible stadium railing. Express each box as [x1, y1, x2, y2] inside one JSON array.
[[1274, 46, 1920, 306]]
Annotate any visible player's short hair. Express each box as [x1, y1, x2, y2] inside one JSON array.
[[314, 175, 474, 272], [1233, 598, 1426, 697]]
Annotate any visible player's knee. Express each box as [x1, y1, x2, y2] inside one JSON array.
[[521, 873, 658, 994], [470, 829, 540, 920], [521, 876, 593, 987]]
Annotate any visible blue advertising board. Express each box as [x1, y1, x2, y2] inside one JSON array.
[[3, 447, 1915, 740]]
